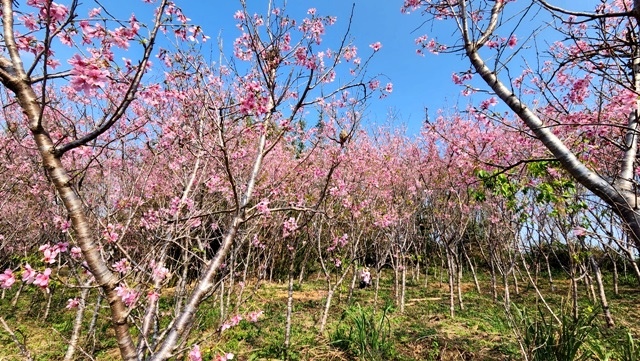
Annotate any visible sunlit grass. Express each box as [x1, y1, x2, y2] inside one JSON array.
[[0, 269, 639, 360]]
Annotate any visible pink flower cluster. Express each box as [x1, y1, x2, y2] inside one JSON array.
[[485, 35, 518, 50], [327, 233, 349, 252], [566, 76, 592, 105], [282, 217, 298, 238], [452, 71, 473, 85], [343, 46, 358, 62], [102, 223, 120, 243], [68, 54, 110, 94], [220, 310, 264, 332], [33, 268, 52, 292], [251, 234, 266, 249], [414, 34, 447, 55], [66, 298, 81, 309], [294, 47, 319, 70], [220, 314, 243, 332], [0, 269, 16, 289], [237, 80, 269, 116], [256, 199, 271, 216], [40, 243, 61, 263], [109, 15, 141, 49], [299, 13, 328, 45], [27, 0, 69, 23], [53, 215, 71, 232], [1, 264, 52, 292], [112, 258, 131, 274], [479, 97, 498, 110], [151, 261, 169, 282], [115, 285, 139, 307]]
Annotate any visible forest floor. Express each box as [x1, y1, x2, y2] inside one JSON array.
[[1, 270, 639, 360]]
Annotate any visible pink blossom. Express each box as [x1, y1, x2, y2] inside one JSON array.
[[507, 35, 517, 48], [256, 199, 271, 215], [233, 10, 245, 21], [102, 223, 119, 243], [343, 46, 357, 62], [300, 17, 326, 45], [189, 345, 203, 361], [360, 268, 371, 286], [41, 2, 69, 22], [40, 244, 60, 264], [385, 83, 393, 93], [68, 54, 110, 94], [368, 79, 380, 90], [369, 42, 382, 52], [486, 40, 499, 49], [230, 314, 243, 326], [22, 264, 36, 284], [112, 259, 131, 274], [214, 353, 234, 361], [282, 217, 298, 238], [20, 14, 39, 31], [0, 269, 16, 289], [221, 314, 244, 332], [479, 97, 498, 110], [66, 298, 80, 309], [152, 262, 169, 282], [70, 247, 82, 259], [33, 268, 52, 292], [115, 285, 139, 307], [307, 8, 316, 15], [567, 76, 591, 104], [79, 21, 106, 42], [88, 7, 101, 17], [246, 310, 264, 322], [147, 291, 160, 302], [252, 234, 266, 249], [56, 242, 69, 253]]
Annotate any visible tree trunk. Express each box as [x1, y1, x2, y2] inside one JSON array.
[[545, 255, 555, 292], [456, 255, 464, 311], [465, 248, 481, 294], [490, 257, 498, 302], [612, 254, 619, 296], [85, 293, 103, 353], [347, 263, 358, 304], [447, 251, 456, 318], [571, 264, 579, 321], [400, 261, 407, 313], [374, 266, 382, 308], [503, 271, 511, 313], [590, 256, 614, 328], [64, 283, 91, 361], [319, 289, 335, 333], [284, 256, 295, 360]]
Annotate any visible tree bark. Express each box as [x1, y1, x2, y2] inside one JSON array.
[[590, 255, 614, 328], [462, 9, 640, 248]]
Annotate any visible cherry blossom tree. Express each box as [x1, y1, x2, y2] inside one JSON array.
[[0, 1, 386, 359], [403, 0, 640, 249]]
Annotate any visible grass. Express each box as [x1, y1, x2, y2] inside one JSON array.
[[0, 270, 639, 360]]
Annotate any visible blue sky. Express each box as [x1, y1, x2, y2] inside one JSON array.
[[126, 0, 603, 136], [171, 1, 462, 135]]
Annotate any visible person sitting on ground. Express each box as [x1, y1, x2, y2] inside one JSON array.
[[359, 267, 371, 289]]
